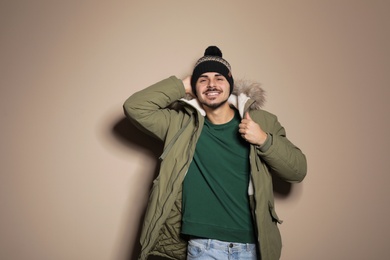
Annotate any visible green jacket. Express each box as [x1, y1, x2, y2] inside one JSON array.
[[124, 76, 307, 260]]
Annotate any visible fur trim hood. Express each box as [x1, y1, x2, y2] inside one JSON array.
[[176, 79, 266, 117], [231, 79, 266, 110]]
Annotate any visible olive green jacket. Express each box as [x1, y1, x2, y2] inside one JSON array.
[[123, 76, 307, 260]]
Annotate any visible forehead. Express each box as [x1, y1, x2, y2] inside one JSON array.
[[199, 72, 224, 78]]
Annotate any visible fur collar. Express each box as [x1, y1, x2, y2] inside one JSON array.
[[232, 79, 266, 110]]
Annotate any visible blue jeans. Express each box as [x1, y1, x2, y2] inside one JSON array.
[[187, 238, 257, 260]]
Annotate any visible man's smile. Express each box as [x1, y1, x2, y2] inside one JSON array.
[[203, 89, 222, 97]]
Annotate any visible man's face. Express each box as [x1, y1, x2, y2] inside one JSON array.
[[195, 72, 231, 109]]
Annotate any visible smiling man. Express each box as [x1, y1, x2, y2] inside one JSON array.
[[124, 46, 307, 260], [194, 72, 230, 109]]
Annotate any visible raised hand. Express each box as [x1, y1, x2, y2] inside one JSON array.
[[238, 112, 268, 146]]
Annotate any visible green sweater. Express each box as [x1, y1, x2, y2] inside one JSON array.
[[182, 110, 255, 243]]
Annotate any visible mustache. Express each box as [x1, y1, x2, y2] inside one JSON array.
[[203, 87, 221, 94]]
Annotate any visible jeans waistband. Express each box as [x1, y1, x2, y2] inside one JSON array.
[[189, 238, 255, 252]]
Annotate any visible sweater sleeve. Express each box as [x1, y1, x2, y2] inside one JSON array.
[[123, 76, 186, 141]]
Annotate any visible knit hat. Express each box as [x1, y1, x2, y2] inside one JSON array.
[[191, 46, 234, 96]]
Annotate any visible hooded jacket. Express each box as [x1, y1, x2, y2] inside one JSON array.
[[123, 76, 307, 260]]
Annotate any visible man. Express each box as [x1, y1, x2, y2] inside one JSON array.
[[124, 46, 307, 260]]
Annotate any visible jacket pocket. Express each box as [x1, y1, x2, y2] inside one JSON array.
[[268, 201, 283, 224]]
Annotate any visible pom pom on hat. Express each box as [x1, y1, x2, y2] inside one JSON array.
[[204, 46, 223, 57]]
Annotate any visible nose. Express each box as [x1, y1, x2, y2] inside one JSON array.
[[208, 78, 217, 87]]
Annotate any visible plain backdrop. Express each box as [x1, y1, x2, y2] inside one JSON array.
[[1, 1, 389, 259]]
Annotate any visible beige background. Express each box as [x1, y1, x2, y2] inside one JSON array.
[[1, 1, 389, 259]]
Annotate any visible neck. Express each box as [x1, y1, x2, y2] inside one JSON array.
[[204, 104, 235, 125]]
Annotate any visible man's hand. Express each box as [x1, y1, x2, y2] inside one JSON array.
[[182, 76, 194, 97], [239, 112, 268, 146]]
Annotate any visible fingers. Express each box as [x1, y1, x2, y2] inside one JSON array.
[[239, 112, 261, 144], [238, 121, 249, 141], [240, 112, 252, 132], [182, 76, 194, 96]]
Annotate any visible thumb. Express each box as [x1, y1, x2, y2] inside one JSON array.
[[245, 112, 252, 121]]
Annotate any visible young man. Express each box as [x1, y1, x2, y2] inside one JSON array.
[[124, 46, 307, 260]]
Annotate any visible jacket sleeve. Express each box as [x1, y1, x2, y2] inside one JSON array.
[[253, 111, 307, 183], [123, 76, 186, 141]]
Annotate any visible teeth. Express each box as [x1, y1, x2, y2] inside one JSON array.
[[205, 92, 220, 96]]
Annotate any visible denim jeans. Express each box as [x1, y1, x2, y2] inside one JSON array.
[[187, 238, 257, 260]]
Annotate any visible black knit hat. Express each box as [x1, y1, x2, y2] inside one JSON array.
[[191, 46, 234, 96]]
